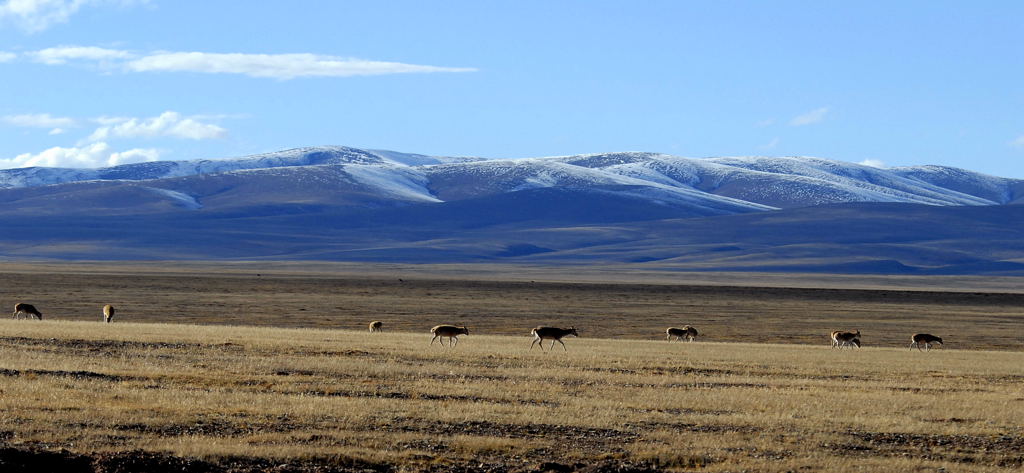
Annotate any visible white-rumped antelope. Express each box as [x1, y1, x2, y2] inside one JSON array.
[[103, 305, 116, 323], [831, 330, 861, 349], [910, 333, 942, 351], [530, 326, 579, 352], [430, 325, 469, 347], [13, 303, 42, 320], [368, 321, 383, 333], [666, 325, 698, 342]]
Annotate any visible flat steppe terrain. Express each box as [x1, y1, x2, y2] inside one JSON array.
[[0, 263, 1023, 472], [2, 262, 1023, 350]]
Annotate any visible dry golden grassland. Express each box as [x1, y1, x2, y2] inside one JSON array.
[[1, 320, 1023, 473]]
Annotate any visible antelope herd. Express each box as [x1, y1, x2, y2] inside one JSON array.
[[9, 301, 946, 353]]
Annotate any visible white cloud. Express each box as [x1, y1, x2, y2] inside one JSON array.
[[1, 109, 232, 169], [86, 111, 227, 142], [2, 111, 227, 142], [125, 51, 478, 79], [755, 119, 775, 128], [30, 45, 133, 64], [18, 45, 477, 79], [106, 146, 159, 166], [789, 107, 829, 126], [2, 113, 77, 128], [1011, 135, 1024, 149], [0, 141, 159, 169], [858, 159, 886, 168], [0, 0, 144, 33], [0, 51, 15, 62]]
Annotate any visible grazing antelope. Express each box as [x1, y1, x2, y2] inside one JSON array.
[[12, 303, 42, 320], [666, 325, 698, 342], [368, 320, 383, 333], [910, 333, 942, 351], [830, 330, 861, 349], [103, 305, 116, 323], [530, 326, 579, 352], [430, 325, 469, 347]]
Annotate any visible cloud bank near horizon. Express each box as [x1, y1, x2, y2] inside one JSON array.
[[0, 111, 229, 169]]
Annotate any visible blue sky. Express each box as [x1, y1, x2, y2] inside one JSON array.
[[1, 1, 1022, 176]]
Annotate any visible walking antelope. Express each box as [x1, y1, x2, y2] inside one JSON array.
[[910, 333, 942, 351], [103, 305, 116, 323], [530, 326, 579, 352], [666, 325, 698, 342], [368, 321, 383, 333], [430, 325, 469, 347], [12, 303, 42, 320], [830, 330, 861, 349]]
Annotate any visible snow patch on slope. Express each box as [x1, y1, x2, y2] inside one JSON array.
[[703, 156, 997, 206], [891, 165, 1017, 204], [0, 167, 98, 189], [143, 187, 202, 210], [366, 149, 486, 166], [344, 165, 441, 203], [428, 157, 775, 212]]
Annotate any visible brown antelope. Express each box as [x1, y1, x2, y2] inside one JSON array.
[[430, 325, 469, 347], [666, 325, 698, 342], [910, 333, 942, 351], [103, 305, 116, 323], [368, 320, 383, 333], [12, 303, 42, 320], [530, 326, 579, 351], [830, 330, 861, 349]]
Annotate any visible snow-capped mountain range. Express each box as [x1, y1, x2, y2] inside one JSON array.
[[1, 146, 1021, 215], [0, 147, 476, 189], [2, 146, 1024, 273]]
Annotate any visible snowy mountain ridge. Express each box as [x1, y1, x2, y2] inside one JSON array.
[[3, 146, 1024, 271], [0, 146, 1021, 213], [0, 146, 477, 189]]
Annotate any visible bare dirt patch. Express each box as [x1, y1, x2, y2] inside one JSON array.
[[0, 368, 133, 382], [830, 431, 1024, 466]]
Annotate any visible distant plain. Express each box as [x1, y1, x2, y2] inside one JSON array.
[[2, 261, 1023, 350]]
